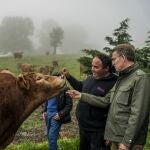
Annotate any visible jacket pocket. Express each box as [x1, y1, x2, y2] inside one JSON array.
[[116, 86, 132, 105], [115, 123, 127, 136], [114, 86, 132, 122], [115, 115, 129, 125]]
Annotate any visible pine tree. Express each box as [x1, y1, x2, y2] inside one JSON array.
[[136, 31, 150, 68], [103, 18, 133, 54]]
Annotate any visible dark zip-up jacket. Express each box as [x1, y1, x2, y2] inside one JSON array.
[[67, 74, 117, 131], [44, 87, 73, 124]]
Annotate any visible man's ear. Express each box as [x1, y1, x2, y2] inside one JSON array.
[[17, 74, 30, 90]]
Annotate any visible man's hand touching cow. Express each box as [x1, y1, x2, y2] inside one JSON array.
[[67, 90, 81, 99]]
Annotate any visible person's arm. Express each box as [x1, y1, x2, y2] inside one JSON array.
[[67, 90, 110, 108], [67, 75, 83, 91], [58, 90, 73, 118], [61, 68, 83, 91], [121, 74, 150, 147], [81, 92, 110, 108]]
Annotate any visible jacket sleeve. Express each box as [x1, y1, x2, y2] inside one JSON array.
[[67, 75, 83, 92], [58, 91, 73, 118], [80, 92, 111, 108], [122, 74, 150, 146]]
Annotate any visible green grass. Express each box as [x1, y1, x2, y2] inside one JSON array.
[[6, 134, 150, 150], [6, 141, 48, 150], [58, 136, 79, 150], [0, 54, 82, 76], [5, 133, 150, 150], [6, 137, 80, 150]]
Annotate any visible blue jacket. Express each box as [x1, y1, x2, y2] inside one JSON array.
[[44, 87, 73, 124]]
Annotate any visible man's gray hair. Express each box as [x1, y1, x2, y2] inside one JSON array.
[[112, 43, 135, 62]]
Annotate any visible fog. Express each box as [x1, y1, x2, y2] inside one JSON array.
[[0, 0, 149, 53]]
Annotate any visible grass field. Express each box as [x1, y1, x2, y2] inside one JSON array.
[[0, 54, 150, 150], [0, 54, 82, 76]]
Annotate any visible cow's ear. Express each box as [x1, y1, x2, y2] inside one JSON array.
[[17, 74, 30, 90]]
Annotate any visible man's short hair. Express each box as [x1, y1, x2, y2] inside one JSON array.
[[112, 43, 135, 62]]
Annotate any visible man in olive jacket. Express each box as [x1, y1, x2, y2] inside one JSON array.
[[68, 44, 150, 150]]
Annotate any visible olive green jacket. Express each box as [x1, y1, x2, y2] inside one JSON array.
[[80, 64, 150, 146]]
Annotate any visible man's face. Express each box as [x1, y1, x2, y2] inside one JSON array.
[[112, 51, 124, 72], [91, 57, 108, 79]]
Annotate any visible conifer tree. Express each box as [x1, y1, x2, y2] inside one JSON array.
[[103, 18, 133, 54]]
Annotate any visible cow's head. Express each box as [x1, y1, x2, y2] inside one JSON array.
[[17, 72, 66, 98]]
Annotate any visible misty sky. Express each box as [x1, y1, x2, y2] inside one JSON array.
[[0, 0, 149, 50]]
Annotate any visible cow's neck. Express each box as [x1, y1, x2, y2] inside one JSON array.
[[19, 92, 46, 123]]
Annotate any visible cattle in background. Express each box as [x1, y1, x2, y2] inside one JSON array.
[[52, 60, 59, 68], [39, 65, 54, 75], [45, 51, 50, 56], [17, 63, 35, 73], [13, 52, 23, 59], [0, 71, 66, 149]]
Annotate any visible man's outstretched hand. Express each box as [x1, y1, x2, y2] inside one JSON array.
[[67, 90, 81, 99], [61, 68, 70, 78]]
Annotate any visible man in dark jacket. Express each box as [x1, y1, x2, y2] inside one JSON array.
[[42, 72, 72, 150], [62, 53, 117, 150]]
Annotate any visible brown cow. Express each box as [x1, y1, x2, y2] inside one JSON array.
[[17, 63, 35, 73], [39, 65, 54, 75], [52, 60, 59, 68], [0, 71, 66, 149], [45, 51, 50, 56], [13, 52, 23, 59]]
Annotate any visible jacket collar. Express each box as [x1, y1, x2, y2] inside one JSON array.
[[119, 63, 139, 76], [94, 73, 117, 81]]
